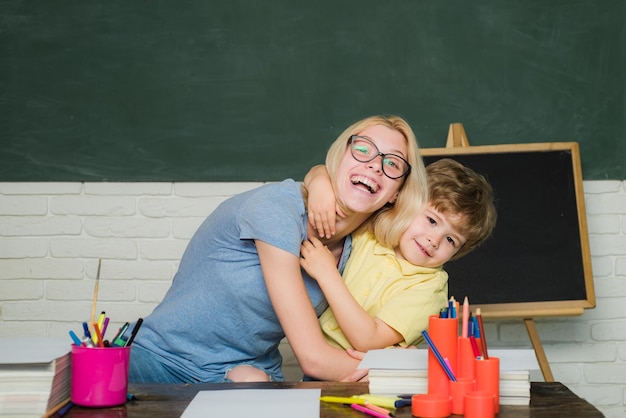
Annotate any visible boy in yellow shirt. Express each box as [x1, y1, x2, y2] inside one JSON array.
[[301, 158, 497, 351]]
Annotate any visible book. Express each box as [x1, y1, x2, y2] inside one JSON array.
[[360, 349, 534, 405], [0, 338, 72, 418]]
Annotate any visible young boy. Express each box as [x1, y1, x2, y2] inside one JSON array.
[[300, 158, 497, 351]]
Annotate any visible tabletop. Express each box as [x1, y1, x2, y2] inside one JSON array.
[[62, 381, 604, 417]]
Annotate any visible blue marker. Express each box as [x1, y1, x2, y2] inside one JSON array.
[[69, 330, 82, 346], [82, 321, 92, 339]]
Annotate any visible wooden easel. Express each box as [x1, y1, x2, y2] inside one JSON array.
[[445, 123, 555, 382]]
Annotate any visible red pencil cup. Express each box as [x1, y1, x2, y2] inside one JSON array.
[[457, 337, 476, 380], [426, 315, 458, 396], [71, 345, 131, 407], [449, 377, 475, 415], [411, 394, 451, 418], [464, 390, 495, 418], [474, 356, 500, 413]]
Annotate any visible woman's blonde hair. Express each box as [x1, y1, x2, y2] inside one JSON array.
[[325, 115, 428, 247]]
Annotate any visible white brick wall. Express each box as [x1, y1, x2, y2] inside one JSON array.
[[1, 180, 625, 417]]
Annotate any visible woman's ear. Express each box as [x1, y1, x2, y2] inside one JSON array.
[[388, 192, 399, 205]]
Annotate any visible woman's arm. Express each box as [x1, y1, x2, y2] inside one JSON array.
[[256, 239, 362, 380], [300, 237, 403, 351]]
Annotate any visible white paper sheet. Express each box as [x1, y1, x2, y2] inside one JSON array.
[[181, 388, 321, 418]]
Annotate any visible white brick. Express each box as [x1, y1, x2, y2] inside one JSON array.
[[591, 256, 613, 277], [45, 279, 137, 302], [50, 196, 136, 216], [0, 322, 47, 337], [585, 194, 626, 215], [88, 260, 174, 281], [0, 215, 82, 236], [0, 196, 47, 215], [582, 180, 622, 194], [550, 363, 582, 383], [592, 320, 626, 341], [173, 182, 261, 197], [172, 217, 204, 239], [138, 282, 172, 303], [139, 239, 187, 260], [585, 363, 626, 384], [0, 182, 82, 195], [84, 182, 173, 195], [620, 343, 626, 361], [50, 238, 138, 259], [2, 301, 95, 321], [545, 342, 617, 363], [84, 217, 171, 238], [594, 277, 626, 298], [0, 259, 84, 279], [587, 214, 620, 234], [0, 280, 43, 300], [138, 196, 226, 217], [584, 297, 626, 320], [589, 234, 626, 256], [0, 238, 48, 258]]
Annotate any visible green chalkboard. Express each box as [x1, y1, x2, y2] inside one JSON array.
[[1, 0, 624, 181]]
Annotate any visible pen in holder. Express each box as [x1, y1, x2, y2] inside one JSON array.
[[426, 315, 458, 396]]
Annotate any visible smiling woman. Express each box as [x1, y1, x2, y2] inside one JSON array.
[[126, 115, 429, 384]]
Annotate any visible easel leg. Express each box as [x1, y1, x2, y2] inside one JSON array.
[[524, 318, 554, 382]]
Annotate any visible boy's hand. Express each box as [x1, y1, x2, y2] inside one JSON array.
[[308, 197, 346, 239], [300, 237, 339, 282]]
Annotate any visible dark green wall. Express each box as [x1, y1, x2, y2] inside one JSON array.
[[1, 0, 624, 181]]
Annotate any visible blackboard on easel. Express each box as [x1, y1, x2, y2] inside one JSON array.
[[421, 124, 595, 381]]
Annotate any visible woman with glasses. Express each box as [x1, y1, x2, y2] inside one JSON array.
[[127, 115, 428, 384]]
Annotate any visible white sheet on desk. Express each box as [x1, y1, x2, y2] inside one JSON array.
[[181, 388, 321, 418], [358, 348, 539, 371]]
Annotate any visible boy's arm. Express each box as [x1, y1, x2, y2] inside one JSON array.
[[300, 237, 403, 351], [304, 164, 344, 238]]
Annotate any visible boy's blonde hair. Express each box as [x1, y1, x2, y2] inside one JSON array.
[[427, 158, 497, 260], [325, 115, 428, 247]]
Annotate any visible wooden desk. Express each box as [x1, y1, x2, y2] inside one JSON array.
[[63, 381, 603, 417]]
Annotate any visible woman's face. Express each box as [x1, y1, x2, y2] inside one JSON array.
[[334, 124, 408, 215]]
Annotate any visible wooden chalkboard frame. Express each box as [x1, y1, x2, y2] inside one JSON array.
[[419, 126, 595, 320]]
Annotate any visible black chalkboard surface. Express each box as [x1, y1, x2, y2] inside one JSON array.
[[0, 0, 624, 181], [421, 142, 595, 319]]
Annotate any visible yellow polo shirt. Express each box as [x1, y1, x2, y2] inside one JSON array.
[[320, 230, 448, 349]]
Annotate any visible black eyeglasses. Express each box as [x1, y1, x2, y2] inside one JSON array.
[[348, 135, 411, 179]]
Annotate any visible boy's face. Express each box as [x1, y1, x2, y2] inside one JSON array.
[[396, 204, 467, 268]]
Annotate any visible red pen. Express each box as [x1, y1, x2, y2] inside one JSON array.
[[475, 308, 489, 359], [470, 335, 481, 358]]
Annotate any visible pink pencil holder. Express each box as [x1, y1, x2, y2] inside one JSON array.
[[71, 345, 131, 407]]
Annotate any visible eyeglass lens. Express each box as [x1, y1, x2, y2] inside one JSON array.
[[349, 136, 410, 179]]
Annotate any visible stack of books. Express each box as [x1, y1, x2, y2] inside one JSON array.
[[0, 338, 72, 417], [360, 348, 535, 406]]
